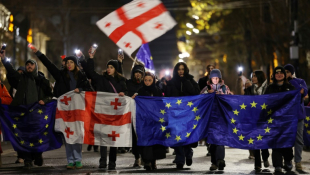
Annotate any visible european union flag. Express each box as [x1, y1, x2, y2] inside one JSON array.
[[136, 43, 155, 72], [135, 93, 215, 147], [207, 90, 301, 149], [0, 101, 63, 152], [304, 107, 310, 146]]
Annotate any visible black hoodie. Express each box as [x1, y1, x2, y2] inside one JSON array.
[[126, 65, 145, 96]]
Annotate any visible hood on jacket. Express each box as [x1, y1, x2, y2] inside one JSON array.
[[25, 59, 38, 77], [131, 64, 145, 81]]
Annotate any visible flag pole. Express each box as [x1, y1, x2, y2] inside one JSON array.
[[131, 57, 137, 69]]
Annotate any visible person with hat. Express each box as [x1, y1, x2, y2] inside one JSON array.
[[87, 48, 127, 170], [284, 64, 308, 171], [29, 45, 92, 169], [0, 50, 53, 169], [264, 66, 295, 173]]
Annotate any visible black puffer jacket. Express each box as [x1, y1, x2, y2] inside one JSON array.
[[166, 74, 200, 97], [87, 59, 127, 94], [126, 65, 145, 97], [264, 83, 295, 94], [35, 51, 92, 97], [2, 60, 53, 106], [198, 75, 210, 90]]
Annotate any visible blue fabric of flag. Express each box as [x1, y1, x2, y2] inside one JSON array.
[[304, 107, 310, 146], [0, 101, 63, 152], [135, 43, 155, 71]]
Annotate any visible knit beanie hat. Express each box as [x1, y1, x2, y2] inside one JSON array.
[[107, 60, 119, 72], [284, 64, 295, 75], [64, 56, 78, 66], [272, 66, 286, 82], [210, 69, 222, 79]]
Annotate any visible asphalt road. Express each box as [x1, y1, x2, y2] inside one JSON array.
[[1, 142, 310, 174]]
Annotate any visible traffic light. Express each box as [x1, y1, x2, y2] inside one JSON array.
[[8, 15, 13, 32], [27, 28, 32, 43]]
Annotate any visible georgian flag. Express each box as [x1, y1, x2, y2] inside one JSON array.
[[55, 91, 136, 147], [96, 0, 176, 56]]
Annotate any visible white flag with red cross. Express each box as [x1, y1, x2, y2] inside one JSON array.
[[96, 0, 176, 56], [55, 91, 136, 147]]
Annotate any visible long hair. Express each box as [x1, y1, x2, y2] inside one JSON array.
[[253, 70, 266, 86], [64, 63, 80, 80], [103, 70, 125, 81], [173, 62, 189, 78]]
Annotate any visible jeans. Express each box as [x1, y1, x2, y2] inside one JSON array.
[[64, 142, 82, 163], [100, 146, 117, 166], [174, 145, 193, 165], [210, 144, 225, 165], [254, 149, 270, 167], [294, 119, 304, 163], [272, 147, 293, 167]]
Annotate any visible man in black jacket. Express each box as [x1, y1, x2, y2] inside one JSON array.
[[0, 51, 53, 169]]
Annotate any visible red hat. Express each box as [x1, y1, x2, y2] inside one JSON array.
[[61, 55, 66, 60]]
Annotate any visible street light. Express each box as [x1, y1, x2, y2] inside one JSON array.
[[193, 28, 199, 34], [186, 23, 194, 28], [186, 31, 192, 35]]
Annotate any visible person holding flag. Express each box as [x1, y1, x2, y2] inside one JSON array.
[[0, 50, 53, 169], [165, 62, 200, 169], [87, 47, 127, 170], [29, 45, 92, 169]]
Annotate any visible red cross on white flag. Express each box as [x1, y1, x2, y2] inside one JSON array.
[[96, 0, 176, 56]]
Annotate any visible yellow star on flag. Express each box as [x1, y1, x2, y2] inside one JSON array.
[[193, 124, 197, 129], [257, 134, 263, 141], [159, 118, 165, 123], [44, 115, 48, 120], [268, 117, 274, 124], [240, 103, 247, 110], [165, 132, 171, 139], [195, 115, 201, 121], [307, 130, 310, 135], [306, 116, 310, 122], [231, 118, 236, 124], [14, 117, 19, 121], [233, 127, 239, 134], [160, 109, 166, 115], [233, 109, 239, 115], [192, 107, 199, 113], [176, 99, 182, 105], [160, 125, 166, 132], [15, 133, 18, 137], [38, 139, 43, 144], [248, 138, 254, 144], [238, 134, 245, 141], [264, 126, 271, 133], [13, 124, 17, 129], [187, 101, 194, 107], [165, 103, 172, 109], [261, 103, 267, 110], [20, 140, 25, 145], [20, 113, 25, 116], [29, 109, 33, 112], [175, 135, 182, 142], [250, 101, 257, 108], [29, 143, 34, 147], [45, 124, 49, 128], [305, 123, 309, 128], [186, 132, 191, 138], [43, 132, 48, 136], [38, 109, 43, 114], [267, 109, 273, 115]]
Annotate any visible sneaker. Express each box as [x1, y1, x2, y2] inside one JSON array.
[[209, 164, 218, 171], [87, 145, 92, 151], [283, 161, 292, 171], [275, 167, 282, 173], [176, 163, 183, 170], [23, 162, 33, 169], [133, 158, 141, 168], [34, 154, 43, 166], [255, 166, 261, 172], [15, 158, 24, 163], [67, 163, 75, 169], [186, 158, 192, 166], [108, 162, 116, 170], [75, 161, 83, 169], [295, 162, 303, 171], [99, 163, 107, 168], [217, 160, 226, 170], [263, 160, 270, 168], [144, 162, 152, 171]]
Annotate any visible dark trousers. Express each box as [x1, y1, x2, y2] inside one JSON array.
[[272, 147, 293, 167], [210, 144, 225, 165], [99, 146, 117, 165], [254, 149, 269, 167], [17, 151, 24, 159], [23, 152, 42, 163], [131, 126, 140, 160]]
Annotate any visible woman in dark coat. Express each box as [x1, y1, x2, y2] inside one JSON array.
[[87, 49, 127, 170], [165, 62, 200, 170], [30, 45, 92, 169], [132, 72, 166, 171]]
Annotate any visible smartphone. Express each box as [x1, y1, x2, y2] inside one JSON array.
[[91, 44, 98, 54], [0, 44, 7, 54], [118, 49, 124, 60]]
